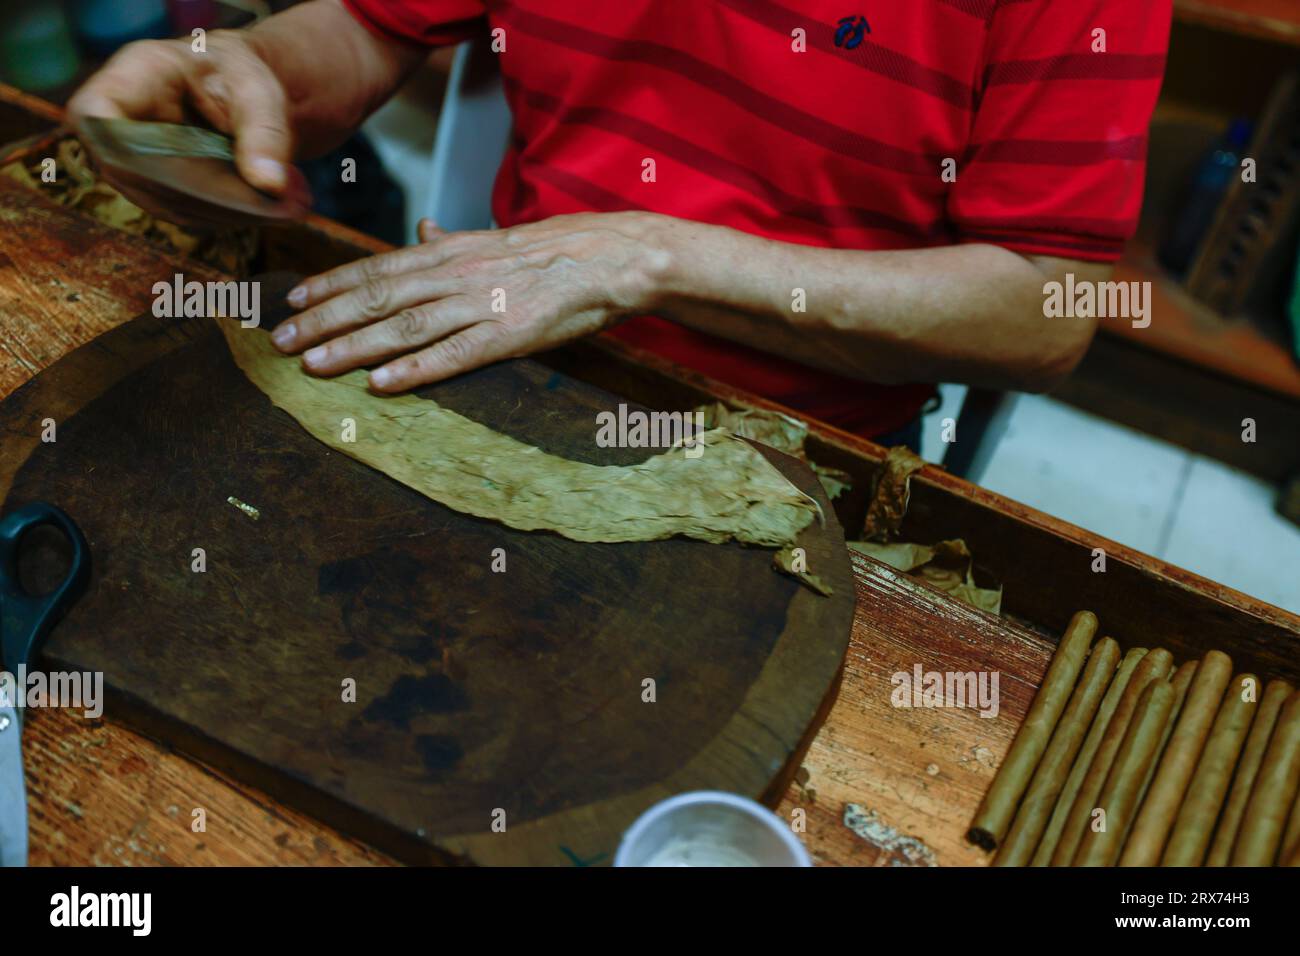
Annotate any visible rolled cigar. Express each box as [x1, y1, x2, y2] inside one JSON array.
[[1032, 647, 1147, 866], [1206, 679, 1293, 866], [1231, 691, 1300, 866], [1285, 835, 1300, 867], [1075, 681, 1175, 866], [1122, 651, 1233, 866], [1051, 648, 1173, 865], [968, 611, 1098, 851], [1163, 674, 1259, 866], [1119, 660, 1198, 847], [995, 638, 1121, 866], [1282, 777, 1300, 866]]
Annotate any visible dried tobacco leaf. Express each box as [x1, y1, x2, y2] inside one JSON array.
[[772, 545, 834, 597], [846, 540, 934, 572], [860, 445, 927, 542], [850, 537, 1002, 614], [694, 401, 853, 500], [0, 138, 258, 275], [220, 323, 819, 548]]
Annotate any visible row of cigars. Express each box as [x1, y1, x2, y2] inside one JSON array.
[[969, 611, 1300, 866]]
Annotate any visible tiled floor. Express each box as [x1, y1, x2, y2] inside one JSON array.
[[923, 385, 1300, 615]]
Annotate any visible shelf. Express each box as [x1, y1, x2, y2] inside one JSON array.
[[1106, 242, 1300, 402], [1175, 0, 1300, 47]]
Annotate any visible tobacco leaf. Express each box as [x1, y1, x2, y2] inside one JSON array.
[[846, 541, 934, 572], [1, 138, 257, 275], [860, 445, 927, 542], [849, 538, 1002, 615], [772, 545, 834, 597], [694, 401, 853, 500], [220, 323, 819, 548]]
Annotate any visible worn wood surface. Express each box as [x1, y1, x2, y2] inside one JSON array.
[[0, 144, 1027, 868], [4, 106, 1299, 865], [548, 335, 1300, 684], [0, 186, 853, 864], [776, 553, 1050, 866], [1175, 0, 1300, 47]]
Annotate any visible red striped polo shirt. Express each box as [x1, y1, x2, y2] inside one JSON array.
[[342, 0, 1170, 437]]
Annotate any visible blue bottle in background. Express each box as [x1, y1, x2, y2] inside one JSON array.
[[72, 0, 170, 57], [1159, 118, 1253, 278]]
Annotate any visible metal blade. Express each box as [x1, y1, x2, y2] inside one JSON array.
[[0, 702, 27, 867], [75, 116, 312, 223]]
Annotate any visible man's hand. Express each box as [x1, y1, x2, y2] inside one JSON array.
[[67, 31, 294, 206], [276, 213, 669, 392], [280, 208, 1104, 395], [65, 0, 419, 219]]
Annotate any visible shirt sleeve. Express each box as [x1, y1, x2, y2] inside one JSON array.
[[341, 0, 486, 47], [947, 0, 1172, 262]]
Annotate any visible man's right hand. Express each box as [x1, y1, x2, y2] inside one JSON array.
[[67, 31, 294, 202], [65, 0, 422, 219]]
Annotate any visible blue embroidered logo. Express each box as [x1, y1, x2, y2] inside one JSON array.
[[834, 15, 871, 50]]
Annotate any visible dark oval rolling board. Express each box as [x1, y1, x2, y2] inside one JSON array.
[[0, 274, 854, 865]]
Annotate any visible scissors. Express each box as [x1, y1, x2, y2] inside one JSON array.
[[0, 503, 91, 867]]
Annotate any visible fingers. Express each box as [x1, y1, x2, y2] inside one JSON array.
[[369, 321, 509, 392], [298, 299, 477, 376], [67, 34, 293, 197], [65, 85, 128, 123], [218, 73, 293, 194], [418, 218, 446, 243], [275, 267, 461, 353], [182, 49, 292, 194], [286, 243, 449, 313], [67, 40, 191, 125], [288, 224, 488, 311]]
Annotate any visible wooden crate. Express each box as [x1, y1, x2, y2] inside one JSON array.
[[3, 85, 1297, 867]]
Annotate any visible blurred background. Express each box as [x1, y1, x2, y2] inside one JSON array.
[[0, 0, 412, 243], [2, 0, 1298, 611]]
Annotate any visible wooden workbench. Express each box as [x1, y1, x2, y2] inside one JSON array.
[[0, 175, 1039, 866], [4, 89, 1298, 867]]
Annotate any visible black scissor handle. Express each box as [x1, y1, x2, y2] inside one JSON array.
[[0, 503, 91, 672]]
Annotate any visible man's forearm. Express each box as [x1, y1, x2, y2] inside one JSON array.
[[642, 217, 1107, 393], [245, 0, 422, 157]]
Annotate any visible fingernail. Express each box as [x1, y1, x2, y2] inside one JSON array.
[[248, 157, 287, 192], [370, 367, 393, 388], [272, 322, 295, 348], [286, 285, 307, 307], [303, 346, 326, 367]]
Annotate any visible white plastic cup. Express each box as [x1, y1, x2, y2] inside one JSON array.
[[615, 791, 812, 867]]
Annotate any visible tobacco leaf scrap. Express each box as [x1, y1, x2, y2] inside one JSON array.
[[772, 545, 834, 597], [852, 447, 1003, 612], [694, 401, 853, 500], [849, 537, 1002, 615], [220, 323, 819, 548], [860, 445, 927, 542], [0, 137, 257, 275]]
